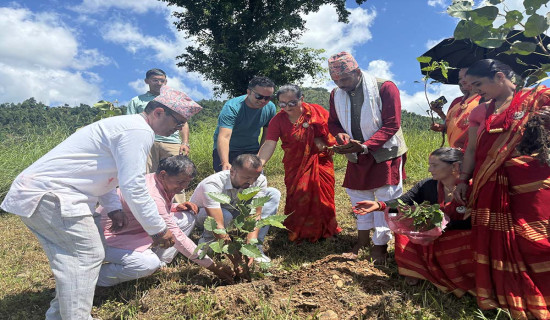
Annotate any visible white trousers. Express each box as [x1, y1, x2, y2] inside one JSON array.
[[20, 193, 104, 320], [97, 211, 196, 287]]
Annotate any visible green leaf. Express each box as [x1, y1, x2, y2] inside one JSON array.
[[524, 13, 548, 37], [206, 192, 231, 204], [469, 6, 498, 27], [248, 238, 259, 245], [242, 217, 257, 232], [454, 20, 488, 40], [233, 213, 245, 229], [256, 215, 287, 229], [473, 29, 507, 48], [503, 10, 523, 29], [209, 239, 225, 253], [203, 216, 219, 231], [240, 244, 262, 258], [250, 196, 270, 208], [524, 0, 548, 15], [195, 242, 209, 259], [447, 0, 474, 19], [507, 41, 538, 55], [237, 187, 261, 201], [226, 242, 240, 255], [213, 228, 227, 234], [416, 56, 432, 63]]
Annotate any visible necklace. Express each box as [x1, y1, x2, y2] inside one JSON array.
[[493, 95, 513, 114]]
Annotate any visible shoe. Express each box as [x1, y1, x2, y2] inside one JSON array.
[[369, 245, 388, 265], [254, 246, 271, 263]]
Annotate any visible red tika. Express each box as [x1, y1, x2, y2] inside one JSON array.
[[266, 102, 341, 242], [395, 182, 475, 297], [469, 86, 550, 319]]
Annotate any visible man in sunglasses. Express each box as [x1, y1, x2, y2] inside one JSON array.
[[127, 68, 192, 203], [212, 76, 277, 172], [327, 52, 408, 264]]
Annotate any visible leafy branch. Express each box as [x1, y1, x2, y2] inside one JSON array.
[[390, 199, 444, 231]]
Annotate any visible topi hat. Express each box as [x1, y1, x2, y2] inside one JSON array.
[[153, 86, 202, 119], [328, 52, 359, 80]]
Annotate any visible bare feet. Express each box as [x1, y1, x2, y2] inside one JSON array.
[[368, 244, 388, 265], [342, 230, 371, 260]]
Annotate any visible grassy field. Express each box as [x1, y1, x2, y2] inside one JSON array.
[[0, 118, 512, 319]]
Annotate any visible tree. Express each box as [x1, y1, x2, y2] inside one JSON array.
[[447, 0, 550, 86], [161, 0, 367, 96]]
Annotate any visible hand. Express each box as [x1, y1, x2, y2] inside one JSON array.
[[221, 162, 232, 171], [175, 201, 198, 214], [313, 137, 329, 153], [207, 262, 235, 284], [335, 133, 350, 145], [107, 210, 128, 232], [430, 123, 445, 132], [151, 229, 175, 248], [352, 200, 379, 215], [179, 143, 190, 156], [333, 139, 363, 154], [214, 231, 232, 242], [454, 183, 468, 205]]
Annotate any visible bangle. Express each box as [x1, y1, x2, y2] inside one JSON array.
[[182, 142, 190, 147], [151, 228, 168, 240], [377, 201, 387, 211]]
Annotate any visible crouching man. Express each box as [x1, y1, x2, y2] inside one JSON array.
[[191, 154, 281, 263], [96, 155, 234, 287]]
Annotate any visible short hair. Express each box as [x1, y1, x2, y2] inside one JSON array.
[[466, 59, 517, 82], [146, 68, 166, 79], [232, 154, 262, 170], [156, 155, 197, 177], [430, 147, 463, 164], [144, 100, 171, 114], [248, 76, 275, 90], [276, 84, 303, 100]]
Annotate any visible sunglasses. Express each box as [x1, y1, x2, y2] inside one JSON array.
[[278, 100, 299, 108], [167, 112, 186, 128], [251, 89, 272, 101]]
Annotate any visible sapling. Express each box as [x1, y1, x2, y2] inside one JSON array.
[[390, 199, 444, 231], [194, 186, 287, 281]]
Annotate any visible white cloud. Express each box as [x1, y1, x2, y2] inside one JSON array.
[[366, 60, 396, 82], [428, 0, 447, 7], [0, 7, 107, 105], [71, 0, 166, 14], [400, 83, 462, 115], [425, 37, 446, 50], [300, 5, 376, 57]]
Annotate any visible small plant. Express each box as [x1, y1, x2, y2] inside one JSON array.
[[391, 199, 444, 231], [194, 186, 287, 281]]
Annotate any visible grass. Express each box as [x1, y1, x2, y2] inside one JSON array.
[[0, 117, 513, 319]]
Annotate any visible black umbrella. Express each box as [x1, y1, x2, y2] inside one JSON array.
[[419, 30, 550, 84]]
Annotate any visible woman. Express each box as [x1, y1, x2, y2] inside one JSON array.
[[258, 84, 341, 242], [431, 68, 482, 150], [354, 148, 474, 294], [454, 59, 550, 319]]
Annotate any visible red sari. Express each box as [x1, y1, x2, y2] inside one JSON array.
[[395, 182, 475, 297], [446, 94, 481, 150], [265, 102, 341, 242], [468, 86, 550, 319]]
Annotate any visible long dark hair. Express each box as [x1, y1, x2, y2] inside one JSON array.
[[430, 147, 463, 164], [466, 59, 518, 82]]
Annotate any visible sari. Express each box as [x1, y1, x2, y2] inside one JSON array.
[[446, 94, 481, 150], [265, 102, 341, 242], [394, 180, 475, 296], [468, 86, 550, 319]]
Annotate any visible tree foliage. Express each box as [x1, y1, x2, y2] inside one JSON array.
[[160, 0, 367, 96], [447, 0, 550, 86]]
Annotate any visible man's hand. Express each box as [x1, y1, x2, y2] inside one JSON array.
[[221, 162, 231, 171], [207, 262, 235, 284], [179, 143, 190, 156], [107, 210, 128, 232], [352, 200, 379, 215], [151, 229, 175, 248], [175, 202, 198, 214], [335, 133, 351, 145], [214, 231, 232, 242], [430, 123, 445, 132], [333, 139, 363, 154]]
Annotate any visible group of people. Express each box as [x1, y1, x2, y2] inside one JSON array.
[[2, 50, 550, 319]]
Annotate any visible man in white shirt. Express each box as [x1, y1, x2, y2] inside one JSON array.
[[1, 86, 202, 320], [190, 154, 281, 263]]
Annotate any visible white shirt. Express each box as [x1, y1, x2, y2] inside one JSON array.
[[1, 114, 166, 235], [190, 170, 267, 212]]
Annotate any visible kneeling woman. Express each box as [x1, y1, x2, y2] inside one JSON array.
[[354, 148, 474, 296]]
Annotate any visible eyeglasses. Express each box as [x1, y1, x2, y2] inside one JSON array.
[[278, 100, 299, 108], [251, 89, 272, 101], [167, 112, 186, 128]]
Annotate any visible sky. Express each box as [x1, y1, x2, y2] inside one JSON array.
[[0, 0, 547, 115]]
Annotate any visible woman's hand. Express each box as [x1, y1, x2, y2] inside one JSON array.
[[454, 183, 468, 205], [352, 200, 380, 215], [430, 123, 445, 132]]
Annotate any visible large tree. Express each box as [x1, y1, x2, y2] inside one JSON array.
[[161, 0, 366, 96]]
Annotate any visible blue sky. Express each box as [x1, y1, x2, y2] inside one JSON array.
[[0, 0, 545, 115]]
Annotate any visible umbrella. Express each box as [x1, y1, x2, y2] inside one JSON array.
[[419, 30, 550, 84]]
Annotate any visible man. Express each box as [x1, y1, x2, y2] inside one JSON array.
[[127, 68, 191, 169], [212, 76, 277, 172], [0, 85, 202, 319], [96, 155, 234, 287], [327, 52, 407, 264], [191, 154, 281, 262]]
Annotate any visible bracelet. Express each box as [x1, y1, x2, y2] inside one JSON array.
[[181, 142, 190, 147], [376, 201, 387, 211], [151, 228, 168, 240]]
